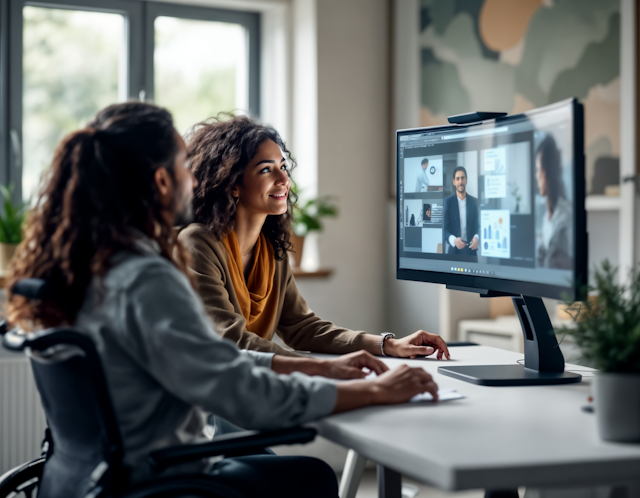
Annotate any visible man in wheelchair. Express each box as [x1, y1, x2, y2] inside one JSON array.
[[3, 102, 439, 497]]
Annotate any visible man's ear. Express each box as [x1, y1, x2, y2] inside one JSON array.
[[154, 167, 173, 203]]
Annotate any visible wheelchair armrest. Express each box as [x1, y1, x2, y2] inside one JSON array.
[[148, 426, 317, 472], [2, 329, 27, 351], [12, 278, 52, 300]]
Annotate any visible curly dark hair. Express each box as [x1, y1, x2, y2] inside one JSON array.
[[186, 114, 297, 260], [6, 101, 194, 328], [537, 134, 565, 211]]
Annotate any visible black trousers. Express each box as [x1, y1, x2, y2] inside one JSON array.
[[206, 415, 338, 497], [207, 454, 339, 498]]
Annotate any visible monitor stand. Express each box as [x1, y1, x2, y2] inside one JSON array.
[[438, 295, 582, 386]]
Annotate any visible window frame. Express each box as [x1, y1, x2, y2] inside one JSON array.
[[144, 2, 260, 117], [0, 0, 260, 201]]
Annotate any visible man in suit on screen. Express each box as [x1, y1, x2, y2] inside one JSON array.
[[443, 166, 479, 258]]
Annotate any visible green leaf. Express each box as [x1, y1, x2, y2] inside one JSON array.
[[289, 187, 339, 234], [557, 259, 640, 373], [0, 184, 28, 243]]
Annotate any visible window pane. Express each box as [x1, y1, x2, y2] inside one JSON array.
[[154, 16, 247, 134], [23, 7, 124, 201]]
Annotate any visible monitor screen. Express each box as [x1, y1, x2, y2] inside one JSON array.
[[396, 98, 586, 300]]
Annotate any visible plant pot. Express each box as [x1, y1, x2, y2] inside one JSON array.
[[0, 242, 18, 273], [593, 372, 640, 442], [288, 234, 305, 269]]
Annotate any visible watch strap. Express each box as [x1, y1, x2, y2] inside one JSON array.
[[380, 332, 395, 357]]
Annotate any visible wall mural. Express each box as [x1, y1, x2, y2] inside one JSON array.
[[419, 0, 620, 195]]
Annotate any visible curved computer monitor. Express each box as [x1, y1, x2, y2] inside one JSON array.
[[397, 98, 586, 302]]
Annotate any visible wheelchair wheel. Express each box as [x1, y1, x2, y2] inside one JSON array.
[[0, 458, 44, 498]]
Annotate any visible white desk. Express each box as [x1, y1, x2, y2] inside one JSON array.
[[312, 346, 640, 497]]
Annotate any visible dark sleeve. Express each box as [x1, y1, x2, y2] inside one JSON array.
[[471, 196, 480, 238], [443, 196, 454, 242]]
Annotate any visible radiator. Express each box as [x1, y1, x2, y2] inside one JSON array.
[[0, 357, 47, 475]]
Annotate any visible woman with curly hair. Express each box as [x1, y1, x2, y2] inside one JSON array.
[[535, 133, 572, 269], [180, 115, 450, 360]]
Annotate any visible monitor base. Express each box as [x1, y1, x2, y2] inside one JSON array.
[[438, 364, 582, 386]]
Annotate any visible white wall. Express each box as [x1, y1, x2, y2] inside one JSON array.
[[384, 0, 443, 338], [273, 0, 393, 472], [294, 0, 390, 336]]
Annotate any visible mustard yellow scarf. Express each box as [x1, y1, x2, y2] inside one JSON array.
[[222, 230, 277, 338]]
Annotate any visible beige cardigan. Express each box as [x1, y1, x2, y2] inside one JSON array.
[[178, 223, 368, 357]]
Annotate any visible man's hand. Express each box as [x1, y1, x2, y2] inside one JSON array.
[[371, 365, 438, 404], [332, 365, 438, 413], [385, 330, 451, 360], [454, 237, 467, 250], [469, 236, 479, 251], [320, 350, 389, 380]]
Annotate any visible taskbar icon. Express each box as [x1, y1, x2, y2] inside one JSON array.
[[450, 267, 495, 276]]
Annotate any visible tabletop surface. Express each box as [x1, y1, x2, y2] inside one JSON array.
[[311, 346, 640, 491]]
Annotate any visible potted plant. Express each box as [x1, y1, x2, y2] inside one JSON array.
[[0, 185, 28, 273], [559, 260, 640, 442], [289, 185, 338, 269]]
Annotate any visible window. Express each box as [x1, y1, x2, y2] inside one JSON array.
[[0, 0, 260, 201], [149, 3, 259, 134], [22, 6, 125, 200]]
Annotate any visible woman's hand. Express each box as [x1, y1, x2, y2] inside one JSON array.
[[319, 350, 389, 380], [332, 365, 438, 413], [385, 330, 450, 360], [271, 350, 388, 379]]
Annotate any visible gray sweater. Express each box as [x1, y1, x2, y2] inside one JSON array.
[[73, 239, 337, 482]]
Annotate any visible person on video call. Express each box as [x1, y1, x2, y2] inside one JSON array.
[[179, 115, 450, 360], [415, 158, 430, 192], [536, 135, 572, 269], [443, 166, 479, 257], [422, 204, 431, 223]]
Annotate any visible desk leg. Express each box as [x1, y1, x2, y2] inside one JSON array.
[[339, 450, 367, 498], [485, 491, 519, 498], [377, 465, 401, 498]]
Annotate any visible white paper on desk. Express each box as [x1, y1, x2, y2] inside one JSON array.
[[364, 372, 466, 403], [410, 388, 466, 403]]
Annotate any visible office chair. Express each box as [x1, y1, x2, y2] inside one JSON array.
[[0, 278, 319, 498]]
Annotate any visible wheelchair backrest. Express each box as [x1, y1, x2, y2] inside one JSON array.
[[3, 326, 127, 498]]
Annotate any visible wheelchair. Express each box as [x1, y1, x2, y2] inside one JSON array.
[[0, 279, 321, 498]]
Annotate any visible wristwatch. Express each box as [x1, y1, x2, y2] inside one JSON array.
[[380, 332, 395, 357]]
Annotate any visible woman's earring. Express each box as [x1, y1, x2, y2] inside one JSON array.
[[233, 196, 239, 205]]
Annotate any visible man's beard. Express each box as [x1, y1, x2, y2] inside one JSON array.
[[173, 193, 194, 226]]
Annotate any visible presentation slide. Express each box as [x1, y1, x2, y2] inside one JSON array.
[[483, 147, 506, 173], [480, 210, 511, 259], [480, 142, 531, 214]]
